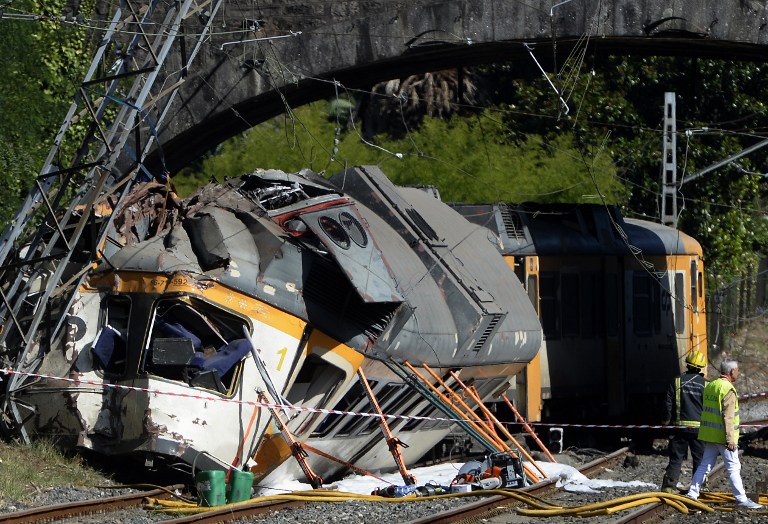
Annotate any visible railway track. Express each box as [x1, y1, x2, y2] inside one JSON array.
[[0, 449, 631, 524], [10, 444, 746, 524], [0, 485, 183, 524], [406, 447, 632, 523]]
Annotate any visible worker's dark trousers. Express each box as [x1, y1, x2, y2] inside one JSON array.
[[664, 430, 704, 487]]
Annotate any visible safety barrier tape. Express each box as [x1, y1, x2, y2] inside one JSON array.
[[1, 367, 767, 431], [739, 390, 768, 401], [506, 421, 768, 429], [0, 368, 459, 424]]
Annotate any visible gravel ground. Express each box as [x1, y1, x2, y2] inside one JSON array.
[[3, 438, 768, 523], [481, 440, 768, 524]]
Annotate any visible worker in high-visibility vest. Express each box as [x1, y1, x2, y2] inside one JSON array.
[[660, 351, 706, 493], [685, 360, 763, 510]]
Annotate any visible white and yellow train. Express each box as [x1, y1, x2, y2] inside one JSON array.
[[0, 167, 707, 485], [1, 166, 542, 483]]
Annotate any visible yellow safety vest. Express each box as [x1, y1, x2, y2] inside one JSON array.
[[698, 378, 740, 445]]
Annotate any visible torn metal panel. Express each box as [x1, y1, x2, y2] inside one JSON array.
[[106, 182, 183, 256], [299, 205, 402, 303], [330, 166, 542, 365], [182, 213, 231, 271]]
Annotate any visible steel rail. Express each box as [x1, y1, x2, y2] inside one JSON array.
[[406, 446, 631, 523], [0, 485, 183, 524], [0, 448, 632, 524], [158, 499, 308, 523]]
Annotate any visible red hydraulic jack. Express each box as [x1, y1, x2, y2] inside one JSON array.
[[358, 368, 416, 485], [260, 392, 324, 489]]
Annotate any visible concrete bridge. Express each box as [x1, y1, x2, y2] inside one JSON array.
[[109, 0, 768, 173]]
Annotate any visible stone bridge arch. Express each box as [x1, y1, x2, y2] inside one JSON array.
[[143, 0, 768, 173]]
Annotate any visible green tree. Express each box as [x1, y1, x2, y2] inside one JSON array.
[[182, 103, 623, 205], [0, 0, 92, 224], [486, 55, 768, 283]]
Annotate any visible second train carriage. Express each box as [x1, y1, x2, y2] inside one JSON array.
[[454, 203, 708, 434]]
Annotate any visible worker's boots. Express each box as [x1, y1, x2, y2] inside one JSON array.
[[661, 474, 678, 494]]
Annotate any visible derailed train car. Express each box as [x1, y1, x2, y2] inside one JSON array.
[[1, 166, 542, 481], [453, 203, 708, 435]]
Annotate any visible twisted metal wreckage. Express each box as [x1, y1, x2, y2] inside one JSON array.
[[0, 165, 543, 486], [0, 0, 544, 487]]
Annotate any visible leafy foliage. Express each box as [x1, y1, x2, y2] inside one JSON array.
[[596, 57, 768, 282], [478, 56, 768, 283], [0, 0, 92, 224], [180, 104, 623, 204]]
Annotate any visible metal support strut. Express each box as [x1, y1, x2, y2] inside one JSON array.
[[501, 395, 558, 463], [383, 360, 500, 453], [393, 359, 542, 484], [358, 368, 416, 486], [446, 370, 548, 480], [402, 361, 512, 454], [259, 392, 323, 489], [418, 362, 542, 483]]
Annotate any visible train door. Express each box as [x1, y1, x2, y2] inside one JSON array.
[[672, 268, 688, 364], [508, 255, 544, 422], [625, 258, 682, 421], [688, 257, 707, 365], [668, 255, 707, 367]]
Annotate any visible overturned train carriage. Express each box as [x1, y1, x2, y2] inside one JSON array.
[[3, 166, 541, 480]]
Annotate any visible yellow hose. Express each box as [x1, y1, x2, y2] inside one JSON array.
[[660, 495, 688, 513], [146, 488, 561, 515], [146, 489, 766, 517], [515, 491, 713, 517]]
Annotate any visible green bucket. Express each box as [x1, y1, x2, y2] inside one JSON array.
[[226, 469, 254, 503], [196, 470, 226, 507]]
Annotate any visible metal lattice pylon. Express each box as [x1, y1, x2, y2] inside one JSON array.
[[0, 0, 223, 440], [661, 92, 677, 227]]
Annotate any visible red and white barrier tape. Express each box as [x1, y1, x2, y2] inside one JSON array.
[[739, 391, 768, 401], [0, 368, 456, 424], [1, 367, 767, 431]]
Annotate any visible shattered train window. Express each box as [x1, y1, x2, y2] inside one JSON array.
[[142, 297, 250, 394], [285, 353, 347, 437], [91, 295, 131, 375], [310, 381, 368, 438]]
